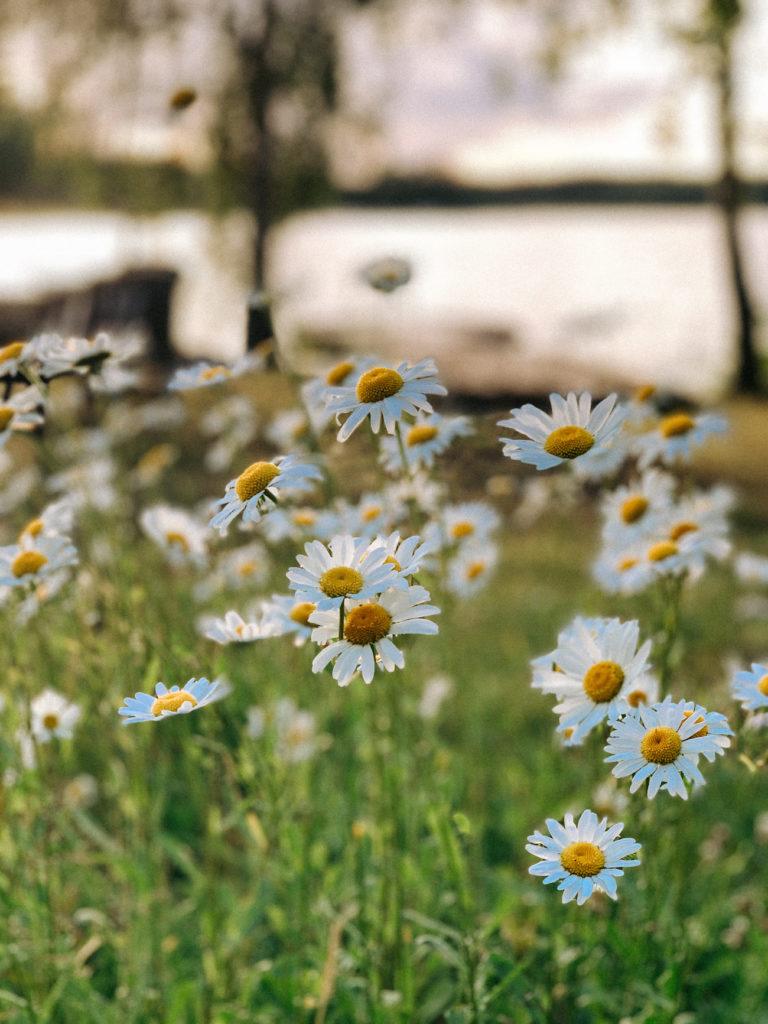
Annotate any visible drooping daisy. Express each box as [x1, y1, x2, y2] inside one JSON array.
[[140, 504, 208, 567], [310, 584, 439, 685], [605, 698, 732, 799], [498, 392, 625, 471], [732, 663, 768, 712], [0, 340, 30, 379], [0, 385, 44, 446], [0, 535, 78, 589], [534, 617, 652, 743], [325, 358, 447, 442], [209, 455, 322, 534], [369, 531, 436, 580], [601, 469, 676, 544], [526, 809, 641, 906], [167, 353, 262, 391], [118, 677, 229, 724], [199, 610, 268, 645], [31, 688, 81, 742], [379, 413, 472, 474], [261, 593, 318, 646], [360, 255, 412, 293], [446, 542, 499, 597], [636, 409, 727, 468], [442, 501, 500, 545], [287, 534, 405, 611]]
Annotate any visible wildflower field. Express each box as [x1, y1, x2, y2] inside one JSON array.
[[2, 334, 768, 1024]]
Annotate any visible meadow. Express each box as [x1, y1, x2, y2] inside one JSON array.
[[1, 341, 768, 1024]]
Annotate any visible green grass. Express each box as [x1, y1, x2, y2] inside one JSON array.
[[2, 376, 768, 1024]]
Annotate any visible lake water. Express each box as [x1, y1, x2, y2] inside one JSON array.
[[2, 205, 765, 398]]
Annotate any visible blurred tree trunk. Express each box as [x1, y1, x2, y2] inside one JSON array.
[[713, 27, 761, 392]]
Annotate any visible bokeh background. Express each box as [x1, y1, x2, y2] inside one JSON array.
[[0, 0, 767, 400]]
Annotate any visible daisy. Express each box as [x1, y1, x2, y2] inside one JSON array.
[[601, 469, 676, 544], [17, 498, 76, 544], [442, 501, 500, 545], [526, 809, 641, 906], [369, 531, 436, 580], [734, 552, 768, 586], [360, 255, 412, 293], [261, 593, 318, 646], [534, 617, 652, 743], [731, 663, 768, 712], [656, 486, 733, 569], [31, 688, 81, 742], [0, 386, 44, 446], [446, 542, 499, 597], [0, 535, 78, 589], [570, 433, 629, 482], [140, 504, 208, 567], [636, 409, 727, 468], [379, 413, 472, 474], [118, 677, 229, 724], [287, 534, 405, 611], [193, 541, 270, 600], [385, 471, 447, 518], [266, 409, 310, 451], [167, 354, 262, 391], [273, 698, 325, 763], [344, 492, 405, 537], [0, 340, 31, 379], [310, 584, 439, 686], [325, 358, 447, 442], [32, 331, 142, 379], [300, 357, 377, 434], [498, 392, 625, 471], [605, 698, 732, 799], [199, 610, 268, 644], [260, 506, 321, 545], [592, 543, 655, 595], [209, 455, 322, 534], [47, 458, 117, 512]]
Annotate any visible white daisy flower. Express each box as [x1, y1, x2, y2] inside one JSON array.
[[325, 358, 447, 442], [0, 386, 44, 446], [498, 392, 625, 471], [732, 663, 768, 712], [384, 471, 447, 518], [260, 506, 322, 545], [31, 331, 141, 379], [369, 531, 436, 580], [266, 409, 311, 451], [601, 470, 676, 544], [31, 688, 81, 742], [194, 541, 270, 600], [17, 498, 77, 544], [592, 543, 655, 595], [343, 492, 405, 537], [167, 354, 263, 391], [199, 610, 268, 644], [605, 698, 732, 799], [636, 409, 727, 468], [379, 413, 472, 474], [446, 542, 499, 597], [0, 340, 31, 379], [273, 698, 324, 763], [287, 534, 405, 611], [300, 357, 377, 434], [209, 455, 322, 534], [625, 383, 658, 423], [735, 552, 768, 586], [118, 677, 229, 724], [534, 617, 652, 743], [0, 535, 78, 589], [310, 584, 439, 686], [360, 255, 412, 293], [48, 458, 117, 512], [442, 501, 500, 545], [656, 486, 733, 569], [140, 504, 208, 567], [526, 809, 641, 906], [261, 593, 318, 646]]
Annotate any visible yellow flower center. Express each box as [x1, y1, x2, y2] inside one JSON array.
[[406, 424, 438, 446], [343, 603, 392, 645], [451, 521, 474, 539], [648, 540, 678, 562], [543, 425, 595, 460], [362, 505, 382, 522], [563, 726, 575, 740], [150, 690, 198, 716], [326, 360, 355, 386], [235, 461, 280, 501], [12, 550, 48, 578], [466, 561, 486, 580], [20, 518, 44, 541], [0, 407, 14, 431], [583, 660, 625, 703], [201, 366, 231, 382], [292, 510, 316, 526], [634, 384, 656, 403], [384, 555, 401, 571], [758, 675, 768, 697], [319, 566, 364, 598], [669, 521, 698, 542], [165, 531, 190, 553], [560, 841, 605, 878], [619, 557, 638, 572], [627, 689, 648, 708], [621, 495, 648, 524], [355, 366, 404, 403], [660, 412, 695, 438], [681, 709, 708, 737], [238, 560, 258, 577], [290, 601, 316, 625], [0, 341, 25, 363], [42, 713, 60, 730], [640, 725, 682, 764]]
